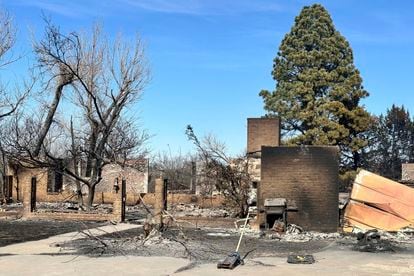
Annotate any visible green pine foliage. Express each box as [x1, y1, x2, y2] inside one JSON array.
[[365, 105, 413, 180], [260, 4, 371, 170]]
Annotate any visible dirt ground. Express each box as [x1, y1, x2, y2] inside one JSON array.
[[0, 219, 107, 247]]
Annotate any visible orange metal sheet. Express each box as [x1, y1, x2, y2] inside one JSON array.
[[343, 170, 414, 231], [351, 182, 414, 222], [353, 170, 414, 206], [343, 200, 412, 232]]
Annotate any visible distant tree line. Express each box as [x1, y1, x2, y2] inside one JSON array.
[[362, 105, 414, 181]]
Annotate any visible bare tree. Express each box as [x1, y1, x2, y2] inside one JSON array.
[[0, 10, 30, 119], [150, 150, 196, 192], [186, 125, 251, 217], [0, 10, 15, 64], [4, 20, 150, 208], [0, 10, 33, 201]]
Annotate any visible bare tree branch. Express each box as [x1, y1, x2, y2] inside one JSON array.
[[186, 125, 251, 217]]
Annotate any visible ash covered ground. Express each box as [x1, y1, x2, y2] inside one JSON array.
[[61, 227, 335, 263], [0, 219, 107, 247], [60, 224, 414, 269], [2, 203, 414, 273]]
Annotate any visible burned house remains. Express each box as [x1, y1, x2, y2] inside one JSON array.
[[247, 118, 339, 232], [259, 146, 339, 232]]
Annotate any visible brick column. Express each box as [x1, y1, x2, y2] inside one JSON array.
[[154, 177, 166, 226], [112, 178, 123, 222]]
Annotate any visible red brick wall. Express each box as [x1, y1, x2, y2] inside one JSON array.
[[247, 118, 280, 155], [260, 146, 339, 232], [97, 163, 148, 194], [14, 167, 75, 203], [13, 166, 148, 205]]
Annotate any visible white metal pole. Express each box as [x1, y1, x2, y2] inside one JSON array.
[[236, 212, 250, 252]]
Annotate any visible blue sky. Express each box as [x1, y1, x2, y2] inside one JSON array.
[[1, 0, 413, 156]]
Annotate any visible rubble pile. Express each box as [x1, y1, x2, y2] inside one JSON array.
[[216, 223, 343, 242], [263, 224, 413, 244], [137, 231, 177, 247], [276, 231, 341, 242], [170, 204, 231, 218], [0, 202, 22, 212], [376, 229, 414, 244], [36, 202, 113, 214], [266, 224, 341, 242]]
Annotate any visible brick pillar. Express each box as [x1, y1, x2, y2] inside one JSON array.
[[154, 177, 166, 226], [112, 177, 123, 222]]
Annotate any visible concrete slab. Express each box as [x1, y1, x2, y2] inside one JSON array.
[[1, 249, 414, 275], [0, 255, 189, 276]]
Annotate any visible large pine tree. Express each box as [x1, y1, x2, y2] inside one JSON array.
[[260, 4, 371, 170]]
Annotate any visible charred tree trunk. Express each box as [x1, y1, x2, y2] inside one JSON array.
[[85, 159, 103, 208], [70, 118, 84, 208], [33, 74, 72, 157], [240, 199, 248, 218], [352, 151, 360, 171], [85, 132, 97, 177], [86, 184, 96, 208], [0, 144, 5, 202]]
